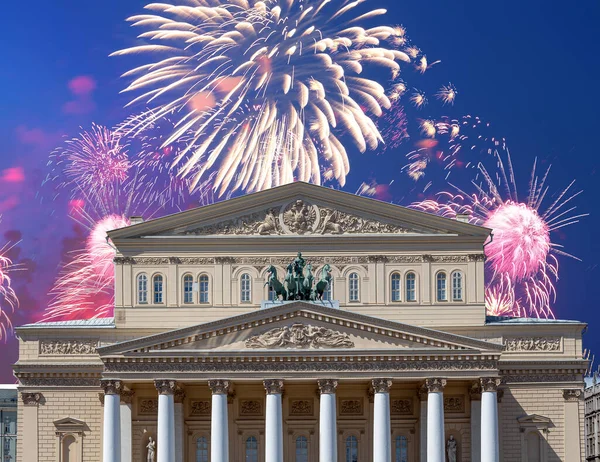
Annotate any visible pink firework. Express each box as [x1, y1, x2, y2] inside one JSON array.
[[0, 218, 19, 341], [49, 124, 130, 194], [412, 150, 586, 318]]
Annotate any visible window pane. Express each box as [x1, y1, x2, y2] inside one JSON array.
[[245, 436, 258, 462], [436, 273, 447, 301], [196, 436, 208, 462], [138, 274, 148, 304], [395, 436, 408, 462], [241, 274, 251, 302], [391, 273, 401, 301], [200, 275, 209, 303], [452, 271, 463, 301], [323, 274, 333, 301], [349, 273, 359, 302], [154, 275, 164, 303], [296, 436, 308, 462], [184, 275, 194, 304], [405, 273, 416, 301], [345, 436, 358, 462]]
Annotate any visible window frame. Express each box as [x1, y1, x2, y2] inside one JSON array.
[[199, 274, 210, 304], [436, 271, 448, 302], [152, 274, 165, 304], [245, 435, 259, 462], [405, 271, 417, 302], [345, 435, 359, 462], [137, 273, 148, 305], [183, 274, 194, 304], [240, 273, 252, 303], [295, 435, 309, 462], [348, 272, 360, 302], [394, 434, 409, 462], [451, 270, 464, 301], [195, 435, 209, 462], [390, 272, 401, 302]]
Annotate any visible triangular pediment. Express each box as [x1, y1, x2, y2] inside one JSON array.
[[107, 182, 490, 240], [54, 417, 88, 431], [98, 302, 502, 358]]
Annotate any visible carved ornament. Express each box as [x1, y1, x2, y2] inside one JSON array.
[[139, 398, 158, 415], [444, 395, 465, 413], [174, 386, 186, 403], [563, 389, 582, 402], [15, 376, 101, 387], [502, 374, 579, 384], [290, 399, 313, 416], [503, 337, 561, 352], [190, 400, 211, 416], [317, 379, 338, 394], [21, 392, 43, 406], [154, 380, 177, 395], [240, 399, 263, 415], [208, 379, 230, 395], [340, 399, 363, 415], [468, 254, 486, 262], [469, 382, 482, 401], [246, 323, 354, 349], [40, 340, 98, 355], [120, 389, 135, 405], [101, 380, 122, 395], [371, 378, 392, 394], [391, 399, 413, 415], [263, 379, 284, 395], [425, 378, 447, 393], [480, 377, 502, 393]]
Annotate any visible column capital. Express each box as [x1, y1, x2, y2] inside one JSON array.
[[21, 391, 43, 406], [469, 381, 482, 401], [425, 378, 446, 393], [154, 379, 177, 395], [120, 389, 135, 404], [174, 385, 186, 403], [417, 384, 428, 401], [371, 378, 392, 394], [480, 377, 502, 393], [317, 379, 338, 394], [263, 379, 284, 394], [101, 379, 123, 395], [208, 379, 230, 395], [563, 388, 583, 402]]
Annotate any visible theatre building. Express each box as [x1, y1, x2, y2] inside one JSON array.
[[13, 182, 587, 462]]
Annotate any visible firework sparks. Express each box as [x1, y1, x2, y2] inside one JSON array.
[[436, 84, 457, 105], [0, 217, 19, 341], [410, 90, 428, 108], [411, 150, 586, 318], [113, 0, 418, 196]]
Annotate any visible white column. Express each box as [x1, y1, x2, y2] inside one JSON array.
[[209, 380, 230, 462], [563, 389, 583, 461], [155, 380, 176, 462], [101, 380, 122, 462], [175, 387, 186, 462], [264, 380, 284, 462], [120, 390, 134, 462], [418, 386, 427, 462], [470, 383, 481, 462], [372, 379, 392, 462], [318, 379, 338, 462], [426, 378, 446, 462], [480, 378, 500, 462]]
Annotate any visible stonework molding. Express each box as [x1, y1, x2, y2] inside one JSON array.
[[190, 400, 211, 416], [131, 257, 170, 265], [317, 379, 338, 394], [21, 392, 43, 406], [391, 399, 413, 415], [263, 379, 284, 394], [469, 382, 482, 401], [290, 399, 313, 416], [480, 377, 502, 393], [501, 373, 580, 384], [16, 377, 101, 387], [245, 323, 354, 349], [240, 399, 263, 415], [113, 256, 135, 265], [208, 379, 230, 395], [468, 254, 486, 262], [170, 257, 216, 265], [120, 389, 135, 405], [425, 378, 447, 393], [139, 398, 158, 415], [154, 379, 177, 395], [503, 337, 561, 352], [444, 395, 465, 413], [371, 378, 392, 394], [101, 379, 122, 395], [430, 255, 469, 263], [340, 399, 363, 415], [39, 339, 98, 355], [563, 389, 583, 402]]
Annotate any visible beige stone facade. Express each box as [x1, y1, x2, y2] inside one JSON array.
[[13, 182, 587, 461]]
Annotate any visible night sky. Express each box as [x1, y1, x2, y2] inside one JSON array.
[[0, 0, 599, 382]]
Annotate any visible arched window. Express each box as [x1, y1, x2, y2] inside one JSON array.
[[345, 435, 358, 462], [61, 434, 76, 462], [349, 273, 360, 302], [199, 275, 209, 303], [405, 272, 416, 302], [395, 435, 408, 462], [196, 436, 209, 462], [245, 436, 258, 462], [452, 271, 463, 301], [436, 272, 447, 302], [391, 273, 401, 302], [137, 274, 148, 304], [240, 274, 251, 303], [183, 274, 194, 304], [295, 436, 309, 462], [323, 277, 333, 301], [153, 274, 164, 304]]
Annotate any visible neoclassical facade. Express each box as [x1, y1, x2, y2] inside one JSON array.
[[14, 182, 586, 462]]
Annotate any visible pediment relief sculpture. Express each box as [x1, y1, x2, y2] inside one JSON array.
[[180, 199, 413, 236], [245, 323, 354, 349]]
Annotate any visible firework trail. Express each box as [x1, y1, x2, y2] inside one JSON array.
[[0, 217, 19, 341], [112, 0, 426, 196], [413, 150, 586, 318]]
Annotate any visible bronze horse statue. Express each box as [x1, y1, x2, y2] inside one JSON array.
[[314, 264, 332, 300], [265, 265, 287, 300]]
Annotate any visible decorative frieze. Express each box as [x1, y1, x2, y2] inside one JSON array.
[[502, 373, 580, 384], [208, 379, 230, 395], [240, 399, 263, 415], [190, 400, 211, 416], [444, 395, 465, 413], [563, 389, 583, 402], [139, 398, 159, 415], [16, 377, 101, 387], [480, 377, 501, 393], [39, 340, 98, 355], [113, 256, 135, 264], [169, 257, 216, 265], [503, 337, 561, 352], [468, 254, 486, 262], [133, 257, 170, 265], [263, 379, 284, 394], [425, 378, 447, 393], [391, 399, 413, 415], [317, 379, 338, 394], [340, 399, 363, 415], [21, 392, 43, 406], [154, 379, 177, 395], [371, 378, 392, 394], [290, 399, 313, 416], [246, 323, 354, 349], [101, 380, 122, 395]]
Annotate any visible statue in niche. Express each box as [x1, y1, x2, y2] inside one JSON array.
[[446, 435, 457, 462], [146, 436, 156, 462]]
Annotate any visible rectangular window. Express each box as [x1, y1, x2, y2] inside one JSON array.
[[437, 274, 447, 301], [154, 277, 164, 304], [199, 277, 209, 303], [184, 277, 194, 304], [405, 274, 416, 301]]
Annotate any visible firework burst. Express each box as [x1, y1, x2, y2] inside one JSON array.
[[112, 0, 419, 196], [0, 217, 19, 341]]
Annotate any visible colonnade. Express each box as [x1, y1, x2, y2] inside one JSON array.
[[101, 377, 501, 462]]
